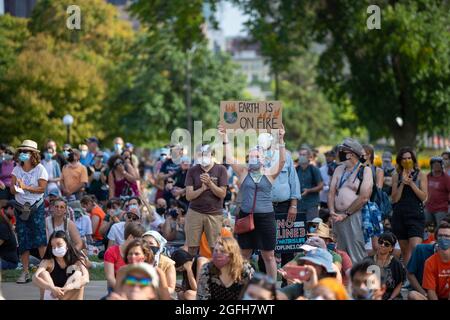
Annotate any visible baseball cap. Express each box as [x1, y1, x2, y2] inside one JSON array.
[[298, 248, 335, 273], [48, 188, 60, 197], [310, 217, 323, 224], [160, 148, 170, 156], [382, 151, 392, 161], [339, 138, 364, 157], [86, 137, 99, 144]]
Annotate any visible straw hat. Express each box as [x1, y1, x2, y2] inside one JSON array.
[[17, 140, 40, 153]]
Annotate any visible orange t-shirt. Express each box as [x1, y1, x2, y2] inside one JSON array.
[[423, 233, 436, 244], [199, 228, 233, 259], [422, 252, 450, 299], [90, 206, 106, 241], [61, 163, 88, 195]]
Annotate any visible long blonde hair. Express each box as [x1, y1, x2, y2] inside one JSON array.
[[212, 237, 245, 282]]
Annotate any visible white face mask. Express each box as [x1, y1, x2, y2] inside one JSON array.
[[200, 157, 211, 167], [81, 150, 88, 158], [52, 246, 67, 257]]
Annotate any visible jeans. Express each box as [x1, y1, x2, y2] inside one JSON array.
[[0, 258, 18, 270]]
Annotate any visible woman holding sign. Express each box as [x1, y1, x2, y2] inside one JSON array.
[[218, 124, 286, 281]]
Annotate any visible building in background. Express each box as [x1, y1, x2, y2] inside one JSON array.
[[226, 36, 272, 99], [2, 0, 37, 17], [202, 2, 226, 53]]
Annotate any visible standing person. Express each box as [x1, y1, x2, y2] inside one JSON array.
[[441, 151, 450, 176], [107, 155, 140, 199], [32, 231, 89, 300], [391, 147, 428, 265], [425, 157, 450, 226], [381, 151, 395, 196], [104, 223, 146, 293], [60, 149, 88, 201], [422, 221, 450, 300], [296, 146, 324, 221], [125, 143, 139, 169], [82, 137, 107, 167], [10, 140, 48, 284], [364, 232, 406, 300], [45, 198, 83, 251], [328, 138, 373, 264], [362, 144, 385, 252], [197, 237, 255, 300], [257, 132, 301, 281], [79, 144, 89, 167], [219, 125, 286, 280], [184, 144, 228, 257], [86, 151, 109, 204], [172, 156, 191, 208], [112, 137, 125, 156], [319, 150, 337, 209], [0, 146, 15, 207], [80, 195, 106, 243], [46, 139, 67, 169], [41, 146, 61, 196]]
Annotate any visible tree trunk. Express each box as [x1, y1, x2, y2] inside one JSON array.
[[185, 50, 192, 135], [391, 120, 418, 152]]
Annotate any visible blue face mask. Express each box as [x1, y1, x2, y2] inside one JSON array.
[[437, 237, 450, 251], [44, 153, 52, 161], [309, 226, 317, 233], [19, 152, 30, 162], [63, 150, 70, 158]]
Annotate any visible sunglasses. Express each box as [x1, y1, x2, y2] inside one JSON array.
[[127, 214, 139, 221], [167, 181, 174, 184], [123, 275, 152, 288], [378, 240, 392, 247]]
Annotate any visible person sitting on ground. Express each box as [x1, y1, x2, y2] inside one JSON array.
[[73, 206, 93, 249], [197, 237, 254, 300], [109, 263, 171, 300], [278, 247, 338, 300], [80, 195, 105, 243], [349, 259, 387, 300], [239, 272, 279, 300], [162, 205, 186, 242], [99, 198, 123, 241], [32, 231, 89, 300], [171, 248, 209, 300], [421, 221, 450, 300], [1, 200, 16, 229], [310, 277, 350, 300], [123, 239, 154, 265], [45, 198, 83, 251], [363, 232, 406, 300], [423, 221, 436, 245], [0, 210, 19, 270], [104, 223, 146, 294], [406, 218, 450, 300], [142, 230, 176, 295], [107, 206, 141, 247]]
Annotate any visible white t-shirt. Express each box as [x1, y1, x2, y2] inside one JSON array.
[[319, 164, 331, 203], [76, 215, 93, 237], [107, 221, 126, 245], [42, 160, 59, 192], [149, 213, 165, 231], [12, 163, 48, 205]]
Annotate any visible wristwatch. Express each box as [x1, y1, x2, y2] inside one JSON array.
[[290, 205, 297, 209], [345, 210, 351, 217]]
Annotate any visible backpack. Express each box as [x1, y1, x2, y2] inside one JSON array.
[[370, 166, 392, 220]]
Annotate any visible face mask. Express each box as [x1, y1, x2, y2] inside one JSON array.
[[149, 246, 160, 255], [242, 293, 256, 301], [212, 252, 230, 269], [19, 152, 31, 162], [44, 153, 52, 161], [156, 207, 166, 215], [52, 246, 67, 258], [81, 150, 88, 158], [3, 154, 13, 161], [309, 226, 317, 233], [401, 159, 414, 171], [338, 151, 348, 162], [63, 150, 70, 158], [352, 288, 374, 300], [200, 157, 211, 167], [327, 242, 336, 251], [113, 208, 122, 216], [437, 237, 450, 251], [298, 156, 309, 165], [114, 144, 123, 153], [160, 155, 167, 161]]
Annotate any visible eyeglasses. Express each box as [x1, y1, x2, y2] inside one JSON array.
[[378, 240, 392, 247], [123, 275, 152, 288], [127, 214, 139, 221]]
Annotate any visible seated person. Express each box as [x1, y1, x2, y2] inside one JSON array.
[[0, 212, 19, 270], [162, 205, 185, 242], [239, 272, 279, 300], [349, 260, 387, 300], [80, 195, 106, 243]]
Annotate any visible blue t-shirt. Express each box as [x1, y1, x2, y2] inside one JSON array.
[[406, 243, 435, 285], [297, 164, 322, 211]]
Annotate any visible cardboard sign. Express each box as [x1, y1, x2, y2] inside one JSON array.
[[220, 101, 282, 132], [275, 212, 307, 254]]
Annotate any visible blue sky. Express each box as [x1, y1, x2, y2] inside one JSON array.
[[220, 2, 247, 37]]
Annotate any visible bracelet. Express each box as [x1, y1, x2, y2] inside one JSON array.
[[290, 205, 297, 209]]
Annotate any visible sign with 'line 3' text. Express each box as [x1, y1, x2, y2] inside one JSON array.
[[275, 212, 307, 254], [220, 101, 282, 132]]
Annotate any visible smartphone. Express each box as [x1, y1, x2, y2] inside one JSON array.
[[283, 265, 309, 281]]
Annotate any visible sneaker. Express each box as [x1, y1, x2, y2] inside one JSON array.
[[16, 271, 31, 284]]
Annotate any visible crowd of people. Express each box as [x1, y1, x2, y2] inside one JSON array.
[[0, 131, 449, 301]]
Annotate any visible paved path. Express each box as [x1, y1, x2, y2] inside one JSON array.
[[1, 280, 107, 300]]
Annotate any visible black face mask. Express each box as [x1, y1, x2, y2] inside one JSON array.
[[150, 246, 159, 255], [156, 207, 166, 215], [338, 151, 348, 162]]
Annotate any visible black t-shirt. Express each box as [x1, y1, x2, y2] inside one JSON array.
[[173, 169, 188, 188], [0, 223, 19, 263], [53, 153, 67, 169], [160, 159, 180, 175]]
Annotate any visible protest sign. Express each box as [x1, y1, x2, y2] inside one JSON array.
[[220, 101, 282, 132], [275, 212, 307, 254]]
